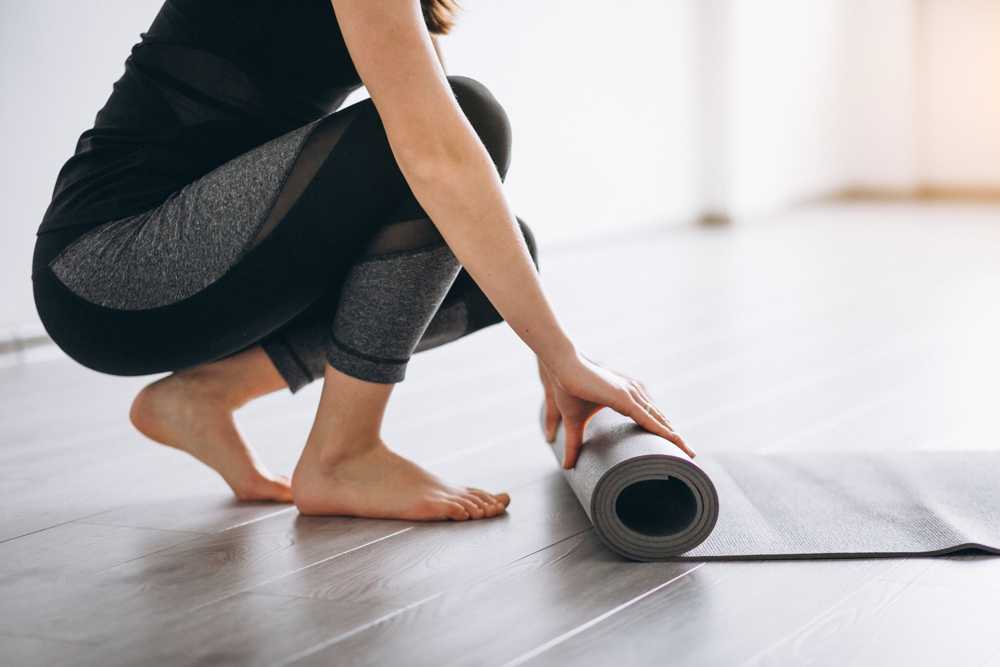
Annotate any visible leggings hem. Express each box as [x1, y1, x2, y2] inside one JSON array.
[[261, 334, 316, 393], [326, 335, 408, 384]]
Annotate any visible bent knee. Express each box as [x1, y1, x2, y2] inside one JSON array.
[[448, 75, 512, 177], [516, 216, 540, 271]]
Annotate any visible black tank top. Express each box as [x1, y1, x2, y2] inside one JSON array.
[[37, 0, 362, 236]]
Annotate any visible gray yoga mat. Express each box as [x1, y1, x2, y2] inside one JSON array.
[[545, 405, 1000, 561]]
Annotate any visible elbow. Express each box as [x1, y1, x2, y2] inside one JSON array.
[[393, 138, 467, 190]]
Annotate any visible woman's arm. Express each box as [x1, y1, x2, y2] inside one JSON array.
[[431, 34, 446, 72], [331, 0, 691, 466], [333, 0, 574, 367]]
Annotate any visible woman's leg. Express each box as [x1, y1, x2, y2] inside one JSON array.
[[260, 216, 539, 391], [265, 77, 516, 516], [34, 75, 517, 516], [292, 364, 508, 520], [129, 346, 293, 501]]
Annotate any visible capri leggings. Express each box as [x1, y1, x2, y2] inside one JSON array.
[[31, 75, 539, 389]]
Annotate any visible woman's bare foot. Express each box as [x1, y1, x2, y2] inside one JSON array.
[[291, 363, 510, 521], [129, 349, 292, 502], [292, 438, 510, 520]]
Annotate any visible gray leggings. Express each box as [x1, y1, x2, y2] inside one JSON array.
[[40, 76, 537, 389]]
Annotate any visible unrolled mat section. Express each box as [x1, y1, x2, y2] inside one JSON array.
[[544, 405, 1000, 561]]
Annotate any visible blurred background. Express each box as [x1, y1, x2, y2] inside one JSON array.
[[1, 4, 999, 663], [1, 0, 998, 354]]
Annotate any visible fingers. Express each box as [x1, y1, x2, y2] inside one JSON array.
[[619, 384, 695, 458], [627, 399, 696, 458], [629, 381, 673, 430], [543, 388, 561, 443], [544, 411, 561, 443], [539, 357, 562, 443], [562, 419, 586, 469]]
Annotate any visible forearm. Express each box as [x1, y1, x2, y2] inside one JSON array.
[[331, 0, 576, 370], [431, 35, 446, 72], [399, 142, 576, 368]]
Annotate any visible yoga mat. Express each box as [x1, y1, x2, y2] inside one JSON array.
[[544, 404, 1000, 561]]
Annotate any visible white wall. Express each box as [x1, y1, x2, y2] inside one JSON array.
[[693, 0, 921, 219], [916, 0, 1000, 188], [0, 1, 164, 331], [725, 0, 847, 218], [444, 0, 702, 243], [840, 0, 918, 191]]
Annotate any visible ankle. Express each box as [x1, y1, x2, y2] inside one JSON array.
[[168, 367, 245, 409], [314, 433, 384, 469]]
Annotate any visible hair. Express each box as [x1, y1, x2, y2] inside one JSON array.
[[421, 0, 460, 35]]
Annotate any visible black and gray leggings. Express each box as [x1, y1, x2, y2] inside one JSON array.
[[31, 76, 538, 389]]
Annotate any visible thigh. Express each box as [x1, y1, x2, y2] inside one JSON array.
[[33, 98, 410, 376], [32, 217, 332, 376], [45, 117, 324, 312]]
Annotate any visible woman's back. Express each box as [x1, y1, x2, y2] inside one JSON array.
[[39, 0, 362, 236]]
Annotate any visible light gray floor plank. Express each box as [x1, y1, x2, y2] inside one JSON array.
[[745, 556, 1000, 666], [47, 475, 593, 666], [0, 521, 200, 579], [289, 533, 698, 667], [0, 518, 408, 644], [0, 633, 88, 667], [519, 558, 905, 666], [81, 592, 407, 667]]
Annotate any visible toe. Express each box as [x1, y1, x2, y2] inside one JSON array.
[[269, 482, 294, 503], [443, 499, 471, 521], [467, 488, 505, 516], [463, 490, 490, 509], [465, 492, 499, 518], [236, 474, 294, 503], [473, 487, 510, 510], [454, 495, 485, 519]]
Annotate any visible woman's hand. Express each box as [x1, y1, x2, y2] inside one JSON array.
[[537, 352, 694, 469]]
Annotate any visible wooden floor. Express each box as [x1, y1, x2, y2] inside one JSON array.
[[3, 202, 1000, 666]]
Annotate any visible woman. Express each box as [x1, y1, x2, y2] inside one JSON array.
[[31, 0, 692, 521]]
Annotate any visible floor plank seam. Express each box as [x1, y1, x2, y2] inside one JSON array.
[[76, 520, 210, 536], [0, 509, 124, 546], [505, 528, 594, 568], [218, 506, 299, 532], [278, 592, 444, 666], [499, 562, 707, 667], [187, 526, 416, 614]]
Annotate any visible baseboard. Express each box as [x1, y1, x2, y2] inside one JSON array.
[[0, 324, 62, 367], [835, 185, 1000, 203]]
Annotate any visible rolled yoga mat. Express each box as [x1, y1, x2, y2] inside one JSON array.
[[544, 404, 1000, 561]]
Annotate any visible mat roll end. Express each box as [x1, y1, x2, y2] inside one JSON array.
[[542, 403, 719, 561]]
